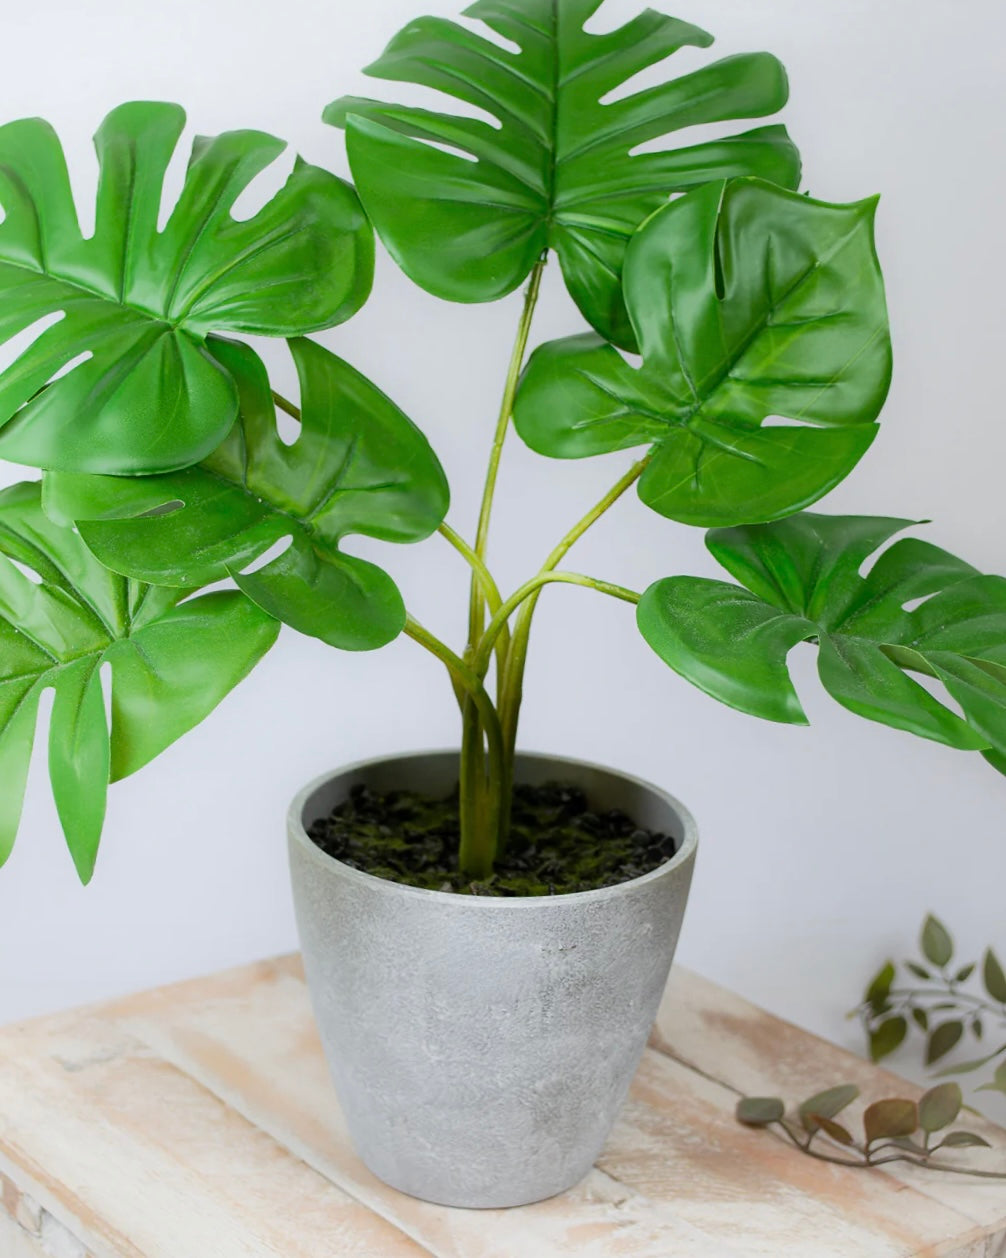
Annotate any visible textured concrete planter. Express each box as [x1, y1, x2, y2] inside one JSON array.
[[287, 750, 698, 1208]]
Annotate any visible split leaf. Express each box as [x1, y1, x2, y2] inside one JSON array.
[[638, 513, 1006, 766], [515, 179, 890, 526], [0, 482, 278, 881], [0, 102, 373, 474], [45, 339, 448, 651], [327, 0, 800, 347]]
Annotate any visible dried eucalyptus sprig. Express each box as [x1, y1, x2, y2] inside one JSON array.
[[854, 915, 1006, 1093], [737, 1083, 1006, 1178]]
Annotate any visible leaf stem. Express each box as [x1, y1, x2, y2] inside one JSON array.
[[466, 252, 547, 650], [271, 390, 301, 421], [540, 456, 651, 576], [438, 522, 508, 666], [403, 615, 505, 877], [473, 571, 639, 678], [457, 254, 546, 878], [773, 1121, 867, 1168], [869, 987, 1006, 1018], [768, 1121, 1006, 1178], [497, 455, 649, 757]]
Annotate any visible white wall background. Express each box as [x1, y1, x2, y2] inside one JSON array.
[[0, 0, 1003, 1109]]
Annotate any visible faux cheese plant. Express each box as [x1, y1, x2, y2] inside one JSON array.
[[3, 0, 1004, 1208]]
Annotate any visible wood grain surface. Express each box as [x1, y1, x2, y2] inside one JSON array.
[[0, 956, 1002, 1257]]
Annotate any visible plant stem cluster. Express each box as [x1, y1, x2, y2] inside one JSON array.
[[402, 255, 644, 877]]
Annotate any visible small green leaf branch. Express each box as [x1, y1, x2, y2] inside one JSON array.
[[855, 915, 1006, 1095], [737, 1082, 1006, 1178]]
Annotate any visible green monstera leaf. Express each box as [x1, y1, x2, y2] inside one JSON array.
[[325, 0, 800, 347], [45, 338, 449, 651], [0, 481, 279, 882], [0, 101, 374, 475], [637, 511, 1006, 762], [515, 178, 892, 527]]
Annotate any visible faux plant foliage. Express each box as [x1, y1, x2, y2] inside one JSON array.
[[857, 914, 1006, 1095], [44, 338, 450, 651], [326, 0, 800, 347], [0, 2, 1000, 895], [737, 1081, 1005, 1179], [0, 101, 373, 476], [514, 178, 891, 526], [0, 482, 279, 882], [637, 511, 1006, 760]]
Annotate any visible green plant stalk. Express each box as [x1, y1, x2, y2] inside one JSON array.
[[457, 254, 546, 878], [479, 456, 650, 854], [439, 522, 509, 667], [458, 696, 490, 874], [474, 572, 639, 679], [462, 570, 639, 859], [467, 253, 547, 649], [404, 616, 504, 879], [498, 457, 650, 763], [271, 390, 301, 421]]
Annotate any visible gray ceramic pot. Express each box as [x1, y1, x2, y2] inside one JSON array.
[[287, 750, 698, 1209]]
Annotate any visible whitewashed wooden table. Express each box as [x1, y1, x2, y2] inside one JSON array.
[[0, 955, 1003, 1257]]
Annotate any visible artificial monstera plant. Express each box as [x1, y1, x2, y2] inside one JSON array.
[[1, 0, 1003, 885]]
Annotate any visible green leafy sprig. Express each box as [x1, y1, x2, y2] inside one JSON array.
[[856, 915, 1006, 1095], [737, 1082, 1005, 1178]]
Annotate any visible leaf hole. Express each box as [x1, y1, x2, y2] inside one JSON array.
[[137, 499, 185, 520], [242, 336, 303, 444], [230, 145, 297, 222], [7, 557, 43, 585], [611, 346, 644, 372], [359, 76, 500, 132], [453, 13, 521, 56], [0, 312, 65, 377], [599, 38, 714, 106], [66, 135, 99, 240], [857, 533, 917, 581], [628, 116, 765, 158], [902, 593, 939, 613], [156, 127, 194, 233], [98, 660, 113, 728], [909, 669, 968, 722], [275, 404, 301, 447], [761, 415, 809, 427], [238, 533, 294, 576], [177, 575, 235, 603], [415, 136, 480, 164], [48, 350, 93, 384]]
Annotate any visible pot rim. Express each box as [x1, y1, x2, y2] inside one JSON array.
[[287, 748, 698, 909]]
